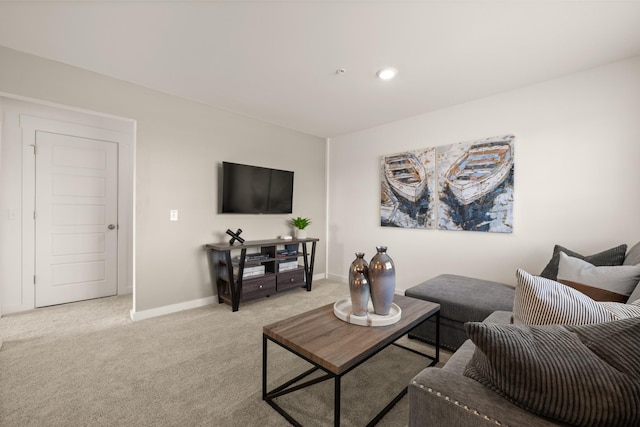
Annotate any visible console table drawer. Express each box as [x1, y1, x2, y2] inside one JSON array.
[[277, 269, 305, 291], [242, 276, 276, 300]]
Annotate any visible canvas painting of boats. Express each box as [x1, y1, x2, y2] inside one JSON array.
[[380, 148, 435, 228], [437, 135, 515, 233]]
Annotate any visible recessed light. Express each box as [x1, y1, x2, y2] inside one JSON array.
[[376, 67, 398, 81]]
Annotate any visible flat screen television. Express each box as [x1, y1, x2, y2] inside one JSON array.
[[221, 162, 294, 214]]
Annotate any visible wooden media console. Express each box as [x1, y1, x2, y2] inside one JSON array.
[[205, 237, 318, 312]]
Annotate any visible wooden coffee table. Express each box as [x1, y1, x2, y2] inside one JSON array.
[[262, 294, 440, 426]]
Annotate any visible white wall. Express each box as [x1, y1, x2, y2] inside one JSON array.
[[328, 56, 640, 292], [0, 46, 327, 315]]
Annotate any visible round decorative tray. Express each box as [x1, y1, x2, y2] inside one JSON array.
[[333, 298, 401, 327]]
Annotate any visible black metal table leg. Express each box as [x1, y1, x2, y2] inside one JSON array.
[[435, 311, 440, 364], [334, 375, 341, 427], [262, 335, 267, 400]]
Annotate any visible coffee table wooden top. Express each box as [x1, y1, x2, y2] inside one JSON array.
[[263, 295, 439, 375]]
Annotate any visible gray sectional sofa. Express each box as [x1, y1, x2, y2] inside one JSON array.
[[404, 241, 640, 427], [409, 310, 566, 426]]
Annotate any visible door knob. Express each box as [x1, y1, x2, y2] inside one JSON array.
[[108, 224, 116, 230]]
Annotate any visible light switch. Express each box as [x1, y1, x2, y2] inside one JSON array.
[[170, 210, 179, 221]]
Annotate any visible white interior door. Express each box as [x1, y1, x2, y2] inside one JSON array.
[[34, 131, 118, 307]]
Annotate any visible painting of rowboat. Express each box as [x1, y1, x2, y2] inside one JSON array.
[[380, 148, 436, 228], [437, 135, 515, 233], [384, 153, 427, 203]]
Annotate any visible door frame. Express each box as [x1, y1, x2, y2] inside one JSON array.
[[20, 114, 135, 309]]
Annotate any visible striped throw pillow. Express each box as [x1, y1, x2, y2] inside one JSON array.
[[464, 318, 640, 427], [513, 269, 640, 325]]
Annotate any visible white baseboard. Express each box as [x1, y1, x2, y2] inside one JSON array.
[[130, 296, 217, 322], [130, 273, 329, 322]]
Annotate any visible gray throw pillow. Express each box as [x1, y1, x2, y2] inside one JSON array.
[[624, 241, 640, 266], [464, 318, 640, 427], [539, 243, 627, 280]]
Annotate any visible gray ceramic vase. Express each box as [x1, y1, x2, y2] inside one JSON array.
[[348, 252, 370, 316], [368, 246, 395, 315]]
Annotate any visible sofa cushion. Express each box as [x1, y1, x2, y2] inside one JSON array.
[[441, 339, 476, 374], [482, 310, 513, 324], [539, 243, 627, 280], [463, 317, 640, 427], [513, 269, 640, 325], [557, 252, 640, 302]]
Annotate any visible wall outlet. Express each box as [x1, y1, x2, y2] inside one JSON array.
[[170, 210, 178, 221]]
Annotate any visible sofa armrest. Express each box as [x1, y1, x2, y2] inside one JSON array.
[[409, 368, 565, 427]]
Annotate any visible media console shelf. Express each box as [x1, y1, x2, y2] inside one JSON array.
[[205, 237, 318, 312]]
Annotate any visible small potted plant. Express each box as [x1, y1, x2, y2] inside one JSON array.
[[290, 217, 311, 239]]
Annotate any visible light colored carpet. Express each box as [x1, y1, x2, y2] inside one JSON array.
[[0, 280, 450, 426]]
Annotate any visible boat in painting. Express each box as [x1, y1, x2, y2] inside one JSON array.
[[445, 141, 513, 205], [383, 153, 427, 203], [380, 178, 399, 223]]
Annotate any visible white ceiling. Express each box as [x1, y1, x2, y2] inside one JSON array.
[[1, 1, 639, 138]]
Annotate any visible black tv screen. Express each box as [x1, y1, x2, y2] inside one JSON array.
[[221, 162, 294, 214]]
